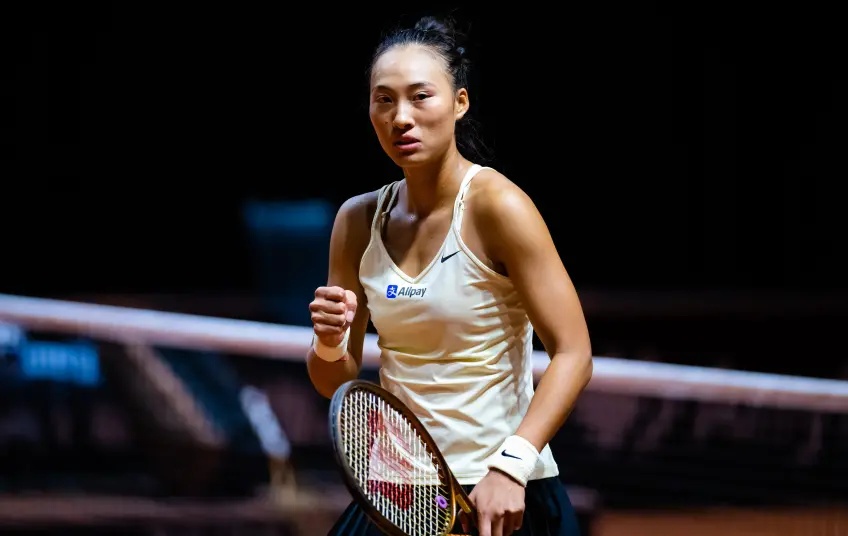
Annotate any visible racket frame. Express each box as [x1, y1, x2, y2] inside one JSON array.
[[329, 379, 475, 536]]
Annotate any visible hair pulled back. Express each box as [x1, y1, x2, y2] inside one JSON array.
[[369, 15, 491, 164]]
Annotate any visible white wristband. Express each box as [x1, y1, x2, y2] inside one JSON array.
[[312, 328, 350, 362], [487, 435, 540, 487]]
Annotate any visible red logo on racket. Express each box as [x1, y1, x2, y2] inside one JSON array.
[[368, 481, 414, 510]]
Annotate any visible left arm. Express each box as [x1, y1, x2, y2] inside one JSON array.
[[475, 179, 593, 453], [465, 176, 593, 536]]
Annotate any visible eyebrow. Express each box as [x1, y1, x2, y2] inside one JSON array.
[[373, 82, 435, 92]]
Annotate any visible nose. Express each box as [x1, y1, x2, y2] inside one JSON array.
[[392, 101, 414, 130]]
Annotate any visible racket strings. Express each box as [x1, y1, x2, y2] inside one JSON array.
[[341, 390, 453, 536]]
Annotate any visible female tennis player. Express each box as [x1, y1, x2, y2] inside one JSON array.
[[307, 15, 592, 536]]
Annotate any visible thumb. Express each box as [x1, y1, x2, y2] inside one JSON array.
[[343, 290, 358, 323]]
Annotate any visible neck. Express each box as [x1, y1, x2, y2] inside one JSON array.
[[401, 147, 472, 217]]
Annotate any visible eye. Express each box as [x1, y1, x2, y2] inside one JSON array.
[[414, 93, 431, 101], [374, 95, 392, 104]]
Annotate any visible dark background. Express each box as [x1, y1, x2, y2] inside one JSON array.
[[4, 2, 845, 295], [1, 3, 848, 529]]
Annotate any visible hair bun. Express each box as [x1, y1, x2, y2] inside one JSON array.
[[414, 15, 454, 37]]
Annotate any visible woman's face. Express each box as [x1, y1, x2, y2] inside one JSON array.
[[369, 45, 468, 167]]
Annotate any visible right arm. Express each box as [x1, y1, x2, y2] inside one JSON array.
[[306, 191, 376, 399]]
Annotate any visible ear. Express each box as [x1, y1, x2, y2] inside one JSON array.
[[455, 88, 469, 121]]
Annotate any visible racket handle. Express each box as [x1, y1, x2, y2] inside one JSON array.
[[454, 482, 476, 516], [455, 493, 474, 515]]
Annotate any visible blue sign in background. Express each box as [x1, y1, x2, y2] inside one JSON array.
[[18, 340, 101, 387]]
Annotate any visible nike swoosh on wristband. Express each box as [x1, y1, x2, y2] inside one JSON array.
[[501, 450, 522, 460]]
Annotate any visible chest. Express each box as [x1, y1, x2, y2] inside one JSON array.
[[380, 207, 454, 281], [363, 257, 499, 347], [360, 247, 525, 356]]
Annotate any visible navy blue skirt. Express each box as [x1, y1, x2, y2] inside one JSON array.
[[327, 476, 581, 536]]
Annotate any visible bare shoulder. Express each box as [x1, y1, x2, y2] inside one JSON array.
[[330, 189, 380, 261], [463, 167, 554, 267], [464, 168, 540, 226], [336, 188, 381, 235]]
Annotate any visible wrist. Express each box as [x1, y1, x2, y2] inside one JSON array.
[[486, 434, 540, 487], [312, 328, 350, 362]]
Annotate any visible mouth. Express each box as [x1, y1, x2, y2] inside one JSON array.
[[394, 137, 422, 151]]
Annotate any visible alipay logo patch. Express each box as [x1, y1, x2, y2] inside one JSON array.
[[386, 284, 426, 299], [386, 284, 398, 299]]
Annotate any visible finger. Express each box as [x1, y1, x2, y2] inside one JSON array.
[[311, 310, 346, 327], [512, 511, 524, 533], [510, 514, 522, 533], [313, 322, 345, 335], [477, 513, 491, 536], [502, 513, 516, 535], [343, 290, 358, 323], [459, 511, 469, 534], [467, 489, 479, 526], [312, 325, 346, 342], [309, 299, 345, 315], [491, 515, 504, 536], [316, 286, 346, 302]]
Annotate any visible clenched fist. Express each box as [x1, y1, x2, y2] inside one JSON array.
[[310, 286, 358, 348]]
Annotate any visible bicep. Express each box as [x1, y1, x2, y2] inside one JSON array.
[[484, 189, 590, 357]]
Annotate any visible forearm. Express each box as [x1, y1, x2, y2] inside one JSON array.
[[306, 349, 361, 399], [515, 351, 593, 452]]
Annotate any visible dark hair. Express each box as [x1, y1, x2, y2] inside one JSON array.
[[369, 15, 492, 164]]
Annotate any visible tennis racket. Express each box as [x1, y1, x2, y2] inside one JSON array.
[[329, 379, 475, 536]]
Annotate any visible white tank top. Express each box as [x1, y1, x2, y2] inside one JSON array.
[[358, 164, 560, 485]]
